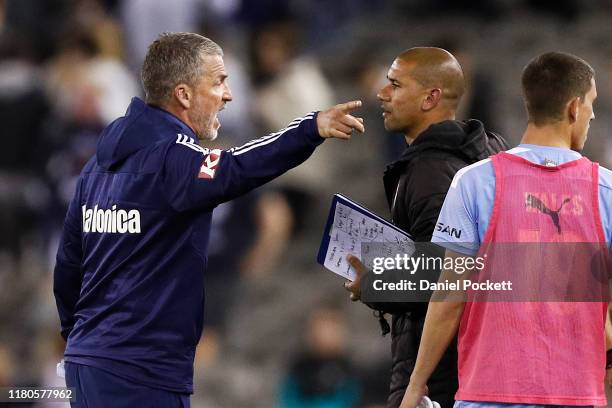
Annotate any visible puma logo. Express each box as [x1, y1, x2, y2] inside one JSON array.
[[525, 194, 571, 234]]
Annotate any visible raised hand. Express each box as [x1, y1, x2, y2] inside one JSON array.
[[317, 100, 365, 139]]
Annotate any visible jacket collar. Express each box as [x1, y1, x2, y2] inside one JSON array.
[[143, 99, 198, 140]]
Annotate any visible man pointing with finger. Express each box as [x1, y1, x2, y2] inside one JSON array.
[[53, 32, 364, 408]]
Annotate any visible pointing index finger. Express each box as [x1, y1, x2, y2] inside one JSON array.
[[337, 100, 362, 113]]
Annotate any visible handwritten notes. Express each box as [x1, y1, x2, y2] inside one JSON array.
[[323, 200, 414, 280]]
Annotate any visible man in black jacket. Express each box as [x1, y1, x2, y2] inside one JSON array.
[[345, 48, 508, 408]]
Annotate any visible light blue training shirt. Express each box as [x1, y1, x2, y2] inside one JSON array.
[[433, 144, 612, 408]]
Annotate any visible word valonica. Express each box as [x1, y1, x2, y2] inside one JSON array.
[[82, 205, 141, 234]]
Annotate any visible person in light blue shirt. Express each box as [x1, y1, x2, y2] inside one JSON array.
[[432, 144, 612, 256], [433, 144, 612, 408]]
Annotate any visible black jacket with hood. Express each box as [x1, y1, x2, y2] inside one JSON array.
[[374, 119, 509, 408]]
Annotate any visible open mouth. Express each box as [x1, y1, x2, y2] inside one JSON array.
[[214, 106, 225, 129]]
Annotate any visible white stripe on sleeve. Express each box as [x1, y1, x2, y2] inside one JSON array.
[[229, 112, 315, 155]]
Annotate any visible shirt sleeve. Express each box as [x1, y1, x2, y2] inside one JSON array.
[[597, 165, 612, 254], [53, 177, 84, 341], [162, 112, 323, 212], [431, 171, 480, 256]]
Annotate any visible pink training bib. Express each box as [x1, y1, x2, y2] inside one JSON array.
[[455, 152, 608, 406]]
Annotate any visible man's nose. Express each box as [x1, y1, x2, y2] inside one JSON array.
[[223, 84, 233, 102], [377, 86, 389, 101]]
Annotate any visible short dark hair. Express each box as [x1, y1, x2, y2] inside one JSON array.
[[398, 47, 465, 108], [521, 52, 594, 125], [141, 32, 223, 105]]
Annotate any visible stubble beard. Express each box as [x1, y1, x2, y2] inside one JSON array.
[[195, 113, 219, 142], [197, 128, 218, 142], [384, 117, 410, 135], [204, 129, 219, 142]]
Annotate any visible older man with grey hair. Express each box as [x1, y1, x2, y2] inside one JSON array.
[[53, 32, 364, 407]]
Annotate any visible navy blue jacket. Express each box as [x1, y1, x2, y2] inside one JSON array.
[[53, 98, 322, 393]]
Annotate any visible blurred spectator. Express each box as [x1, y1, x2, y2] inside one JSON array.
[[586, 49, 612, 168], [120, 0, 204, 72], [45, 17, 138, 125], [250, 20, 337, 235], [70, 0, 138, 122], [435, 37, 501, 133], [71, 0, 125, 59], [2, 0, 72, 61], [251, 20, 334, 131], [0, 30, 51, 262], [43, 25, 138, 228], [197, 189, 293, 366], [277, 307, 359, 408]]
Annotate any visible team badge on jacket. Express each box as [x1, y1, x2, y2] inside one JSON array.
[[198, 149, 222, 179]]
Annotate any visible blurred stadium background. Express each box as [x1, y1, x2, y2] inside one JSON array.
[[0, 0, 611, 407]]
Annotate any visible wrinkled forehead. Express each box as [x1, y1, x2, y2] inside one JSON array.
[[202, 54, 227, 77]]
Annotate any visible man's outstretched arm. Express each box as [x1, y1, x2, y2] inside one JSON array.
[[163, 101, 364, 212]]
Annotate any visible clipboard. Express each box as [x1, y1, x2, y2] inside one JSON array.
[[317, 194, 413, 281]]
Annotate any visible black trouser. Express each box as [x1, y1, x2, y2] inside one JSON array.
[[387, 312, 458, 408]]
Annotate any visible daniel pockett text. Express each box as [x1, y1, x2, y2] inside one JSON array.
[[359, 242, 610, 303]]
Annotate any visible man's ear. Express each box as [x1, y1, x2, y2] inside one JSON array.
[[174, 84, 192, 110], [422, 88, 442, 112], [567, 96, 580, 124]]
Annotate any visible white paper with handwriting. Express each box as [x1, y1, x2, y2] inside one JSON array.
[[322, 197, 414, 281]]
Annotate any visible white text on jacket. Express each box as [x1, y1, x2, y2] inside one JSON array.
[[82, 205, 141, 233]]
